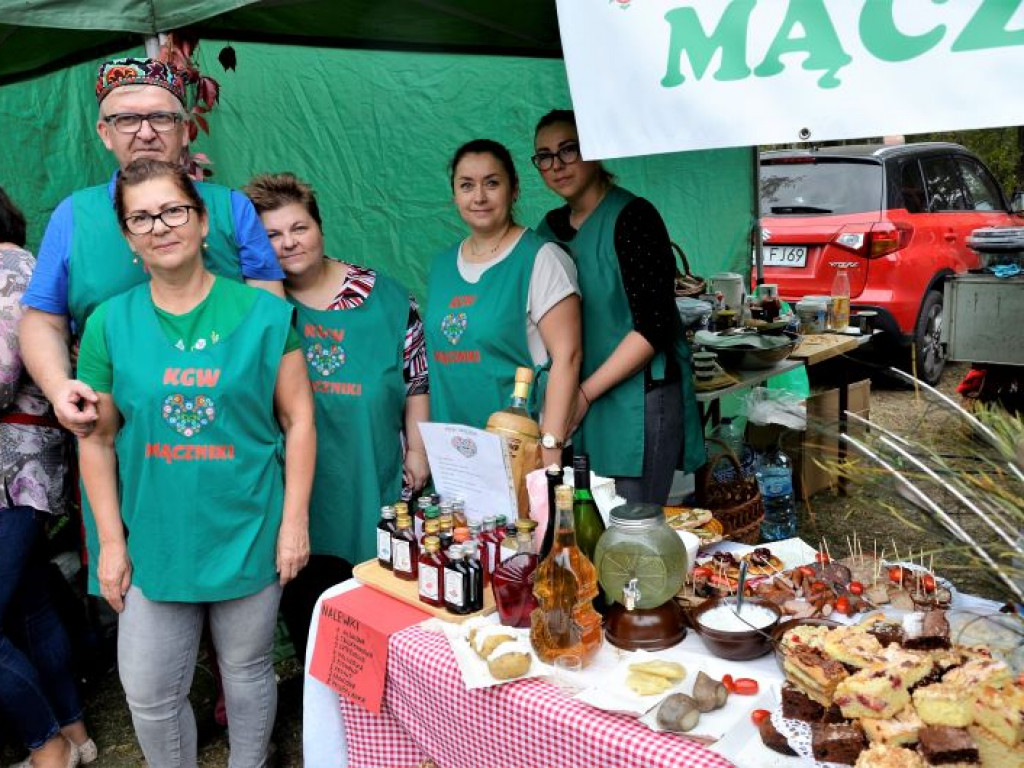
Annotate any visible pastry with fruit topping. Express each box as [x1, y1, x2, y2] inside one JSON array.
[[853, 743, 925, 768], [912, 682, 974, 727], [942, 657, 1011, 690], [783, 647, 849, 706], [877, 646, 935, 690], [973, 683, 1024, 747], [968, 724, 1024, 768], [834, 666, 912, 719], [824, 626, 885, 669], [917, 725, 979, 765], [861, 706, 924, 748], [811, 721, 867, 765]]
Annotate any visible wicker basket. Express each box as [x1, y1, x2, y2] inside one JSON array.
[[672, 242, 706, 299], [696, 439, 764, 544]]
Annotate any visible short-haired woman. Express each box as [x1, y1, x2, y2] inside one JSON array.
[[245, 171, 429, 659], [76, 159, 315, 768]]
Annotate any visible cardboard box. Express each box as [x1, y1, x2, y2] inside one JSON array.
[[745, 379, 871, 499]]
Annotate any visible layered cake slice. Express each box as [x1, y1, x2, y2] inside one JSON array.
[[861, 706, 924, 747], [968, 724, 1024, 768], [854, 743, 926, 768], [834, 666, 912, 719], [912, 682, 974, 727], [783, 647, 849, 706], [812, 721, 867, 765], [917, 725, 979, 765], [942, 658, 1011, 690], [973, 683, 1024, 746]]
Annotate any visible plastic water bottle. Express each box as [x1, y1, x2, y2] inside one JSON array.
[[714, 417, 745, 458], [756, 442, 797, 542]]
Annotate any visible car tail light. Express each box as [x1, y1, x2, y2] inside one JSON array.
[[867, 222, 913, 258]]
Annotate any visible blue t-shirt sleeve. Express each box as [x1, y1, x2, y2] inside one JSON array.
[[230, 191, 285, 281], [22, 196, 73, 315]]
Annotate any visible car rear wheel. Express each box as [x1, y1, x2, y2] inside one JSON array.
[[914, 289, 946, 385]]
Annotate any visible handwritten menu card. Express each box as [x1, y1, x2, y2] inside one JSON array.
[[309, 586, 428, 713]]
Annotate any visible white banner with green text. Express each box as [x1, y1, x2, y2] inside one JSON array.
[[556, 0, 1024, 159]]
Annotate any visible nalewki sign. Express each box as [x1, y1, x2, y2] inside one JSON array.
[[556, 0, 1024, 159]]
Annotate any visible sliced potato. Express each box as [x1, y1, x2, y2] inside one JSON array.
[[628, 660, 686, 683], [626, 670, 674, 696]]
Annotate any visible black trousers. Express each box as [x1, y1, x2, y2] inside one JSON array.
[[279, 554, 353, 662]]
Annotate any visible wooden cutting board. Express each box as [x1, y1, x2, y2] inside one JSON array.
[[353, 559, 497, 624], [790, 333, 858, 365]]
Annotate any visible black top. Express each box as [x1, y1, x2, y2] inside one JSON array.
[[544, 196, 680, 389]]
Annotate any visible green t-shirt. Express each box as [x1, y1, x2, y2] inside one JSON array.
[[78, 276, 300, 393]]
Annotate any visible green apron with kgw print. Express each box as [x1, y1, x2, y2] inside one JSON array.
[[537, 187, 705, 478], [289, 265, 408, 564], [68, 180, 240, 333], [90, 283, 291, 602], [425, 229, 541, 429]]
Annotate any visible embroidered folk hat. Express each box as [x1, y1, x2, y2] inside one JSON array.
[[95, 57, 186, 105]]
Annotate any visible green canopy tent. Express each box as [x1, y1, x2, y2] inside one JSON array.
[[0, 1, 755, 300]]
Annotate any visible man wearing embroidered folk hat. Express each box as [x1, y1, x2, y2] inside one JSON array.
[[20, 56, 285, 439]]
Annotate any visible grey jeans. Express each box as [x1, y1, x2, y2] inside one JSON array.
[[613, 382, 684, 505], [117, 581, 282, 768]]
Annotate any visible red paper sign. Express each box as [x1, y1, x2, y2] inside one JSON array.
[[309, 586, 429, 713]]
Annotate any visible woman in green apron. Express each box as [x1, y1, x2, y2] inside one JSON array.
[[245, 171, 429, 660], [76, 159, 315, 768], [533, 110, 705, 503], [426, 139, 582, 468]]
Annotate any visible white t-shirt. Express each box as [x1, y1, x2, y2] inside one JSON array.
[[457, 232, 579, 365]]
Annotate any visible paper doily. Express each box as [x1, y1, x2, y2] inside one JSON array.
[[769, 707, 851, 768]]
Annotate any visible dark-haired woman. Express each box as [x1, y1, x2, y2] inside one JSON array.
[[76, 159, 315, 768], [533, 110, 705, 503], [244, 171, 429, 660], [426, 139, 581, 468], [0, 187, 95, 768]]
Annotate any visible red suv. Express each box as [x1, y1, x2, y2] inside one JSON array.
[[759, 143, 1019, 383]]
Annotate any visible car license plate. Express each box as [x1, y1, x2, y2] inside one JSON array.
[[757, 245, 808, 267]]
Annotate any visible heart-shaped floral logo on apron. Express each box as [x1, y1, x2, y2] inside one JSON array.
[[162, 394, 216, 438], [305, 342, 346, 377], [451, 435, 477, 458], [441, 312, 468, 346]]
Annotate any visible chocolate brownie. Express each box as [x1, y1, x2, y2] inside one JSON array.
[[812, 722, 867, 765], [758, 717, 797, 756], [782, 683, 825, 721], [902, 610, 951, 651], [866, 620, 904, 648], [917, 726, 979, 764]]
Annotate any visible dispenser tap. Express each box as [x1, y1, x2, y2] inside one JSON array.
[[623, 577, 641, 611]]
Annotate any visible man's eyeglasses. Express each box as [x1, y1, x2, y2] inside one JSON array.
[[531, 143, 581, 171], [103, 112, 184, 135], [123, 205, 198, 235]]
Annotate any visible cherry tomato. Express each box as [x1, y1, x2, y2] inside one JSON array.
[[733, 678, 760, 695], [888, 566, 904, 584], [693, 566, 713, 579], [835, 596, 852, 615], [815, 552, 830, 564], [721, 674, 736, 692], [798, 565, 816, 578], [790, 634, 803, 643], [849, 581, 864, 596], [923, 574, 936, 593], [751, 709, 771, 725]]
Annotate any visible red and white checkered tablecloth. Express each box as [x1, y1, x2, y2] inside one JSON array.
[[340, 624, 737, 768]]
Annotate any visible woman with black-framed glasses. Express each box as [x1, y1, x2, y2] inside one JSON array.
[[533, 109, 705, 504], [74, 158, 315, 768]]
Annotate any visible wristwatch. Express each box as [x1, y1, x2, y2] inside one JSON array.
[[540, 432, 564, 450]]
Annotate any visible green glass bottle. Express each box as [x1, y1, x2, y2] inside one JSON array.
[[572, 454, 605, 563]]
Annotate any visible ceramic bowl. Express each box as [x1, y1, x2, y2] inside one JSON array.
[[691, 596, 782, 660]]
